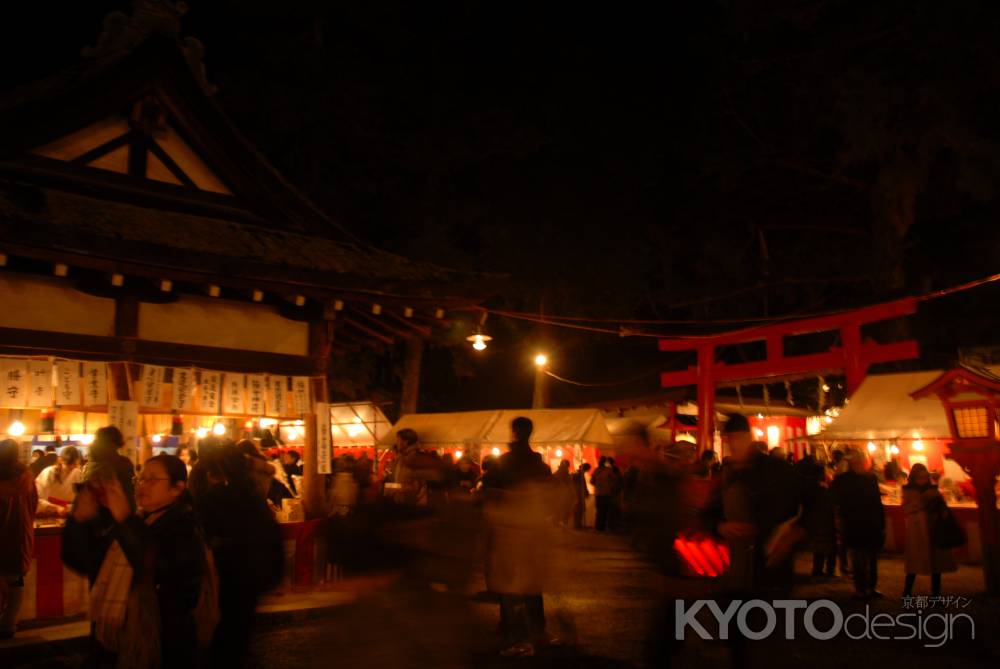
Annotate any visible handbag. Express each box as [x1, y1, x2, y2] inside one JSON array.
[[930, 499, 967, 550]]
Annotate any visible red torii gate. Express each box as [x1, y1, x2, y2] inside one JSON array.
[[659, 298, 921, 452]]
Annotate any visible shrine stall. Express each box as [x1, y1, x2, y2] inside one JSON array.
[[380, 408, 615, 472], [819, 369, 1000, 564]]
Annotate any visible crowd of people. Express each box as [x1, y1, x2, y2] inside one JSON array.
[[1, 427, 284, 667], [0, 412, 969, 665]]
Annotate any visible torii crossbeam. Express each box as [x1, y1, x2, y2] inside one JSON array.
[[659, 298, 920, 452]]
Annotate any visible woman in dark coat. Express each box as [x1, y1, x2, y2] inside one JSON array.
[[190, 442, 283, 669], [62, 454, 204, 668], [902, 463, 957, 596]]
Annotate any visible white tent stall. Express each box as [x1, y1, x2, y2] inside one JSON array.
[[379, 408, 616, 471]]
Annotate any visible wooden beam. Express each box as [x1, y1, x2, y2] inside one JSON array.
[[341, 318, 394, 346], [384, 311, 433, 338], [350, 310, 413, 340], [0, 326, 314, 375]]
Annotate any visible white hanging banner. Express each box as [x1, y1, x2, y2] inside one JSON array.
[[316, 402, 331, 474], [108, 400, 139, 465], [246, 374, 267, 415], [199, 371, 222, 414], [139, 364, 164, 408], [27, 360, 53, 408], [223, 374, 246, 415], [82, 362, 108, 407], [0, 359, 27, 407], [171, 368, 195, 411], [267, 376, 288, 417], [56, 360, 82, 406], [291, 377, 311, 414]]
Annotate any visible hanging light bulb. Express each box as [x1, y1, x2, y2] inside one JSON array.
[[455, 450, 463, 460], [79, 433, 95, 446], [151, 434, 162, 444], [213, 422, 227, 437], [866, 441, 876, 453], [196, 427, 209, 439], [555, 448, 564, 458], [912, 439, 924, 452], [466, 330, 492, 351], [534, 353, 549, 367], [890, 444, 900, 456], [491, 447, 501, 456], [7, 421, 25, 438]]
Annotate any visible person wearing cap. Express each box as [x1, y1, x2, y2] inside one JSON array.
[[699, 413, 812, 668], [700, 413, 810, 593]]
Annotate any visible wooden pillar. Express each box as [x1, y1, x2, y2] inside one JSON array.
[[400, 337, 424, 416], [697, 344, 715, 454], [302, 412, 324, 518], [841, 323, 865, 394], [970, 453, 1000, 594]]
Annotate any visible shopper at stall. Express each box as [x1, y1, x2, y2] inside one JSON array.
[[35, 445, 83, 516], [177, 446, 198, 475], [832, 449, 885, 599], [190, 443, 283, 668], [571, 462, 591, 529], [481, 417, 556, 658], [591, 457, 615, 531], [83, 426, 136, 512], [62, 454, 205, 668], [552, 460, 575, 527], [902, 463, 958, 597], [0, 439, 37, 640], [808, 464, 837, 578], [30, 444, 58, 478]]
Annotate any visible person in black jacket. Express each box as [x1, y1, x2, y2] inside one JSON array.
[[62, 454, 204, 669], [190, 442, 284, 668], [831, 449, 885, 599]]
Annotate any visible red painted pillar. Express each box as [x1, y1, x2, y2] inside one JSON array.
[[969, 452, 1000, 595], [697, 344, 715, 454], [841, 323, 865, 394]]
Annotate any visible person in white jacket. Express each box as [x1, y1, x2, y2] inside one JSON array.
[[35, 446, 83, 516]]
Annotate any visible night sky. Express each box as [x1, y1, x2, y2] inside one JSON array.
[[4, 1, 1000, 414]]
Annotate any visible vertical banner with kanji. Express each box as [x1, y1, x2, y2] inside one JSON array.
[[139, 365, 164, 408], [108, 400, 139, 465], [316, 402, 331, 474], [56, 361, 82, 406], [199, 372, 222, 414], [171, 368, 195, 411], [0, 359, 26, 407], [291, 376, 311, 414], [223, 374, 246, 415], [82, 362, 108, 407], [27, 360, 53, 407], [267, 376, 288, 417], [246, 374, 267, 415]]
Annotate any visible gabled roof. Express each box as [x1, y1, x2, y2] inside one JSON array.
[[0, 22, 495, 304]]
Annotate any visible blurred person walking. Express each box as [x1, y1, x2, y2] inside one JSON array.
[[0, 439, 37, 639], [571, 462, 591, 529], [190, 443, 283, 668], [482, 417, 557, 658], [591, 458, 615, 532], [832, 449, 885, 599]]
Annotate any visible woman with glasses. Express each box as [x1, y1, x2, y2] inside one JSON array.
[[62, 453, 206, 668]]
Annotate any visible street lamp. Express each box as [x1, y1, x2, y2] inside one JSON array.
[[532, 353, 549, 409]]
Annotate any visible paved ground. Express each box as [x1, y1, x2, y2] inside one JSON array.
[[4, 528, 999, 668]]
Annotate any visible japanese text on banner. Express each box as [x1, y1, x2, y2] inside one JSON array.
[[267, 376, 288, 417], [82, 362, 107, 406], [223, 374, 246, 414], [27, 360, 53, 407], [316, 402, 331, 474], [108, 401, 139, 465], [1, 359, 26, 406], [139, 365, 164, 408], [171, 368, 195, 411], [247, 374, 266, 415], [291, 377, 310, 414], [56, 361, 82, 406], [199, 372, 221, 413]]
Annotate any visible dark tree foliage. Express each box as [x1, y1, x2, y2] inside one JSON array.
[[4, 1, 999, 408]]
